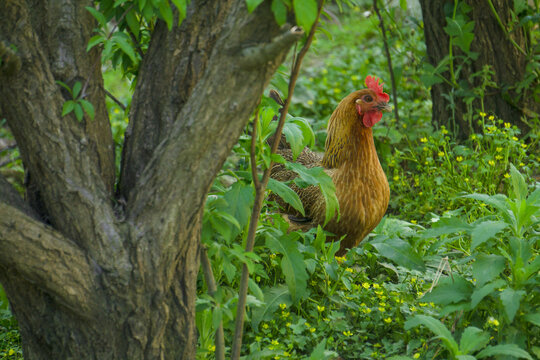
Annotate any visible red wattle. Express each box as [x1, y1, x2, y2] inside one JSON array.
[[363, 111, 382, 128]]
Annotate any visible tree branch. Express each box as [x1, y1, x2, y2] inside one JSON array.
[[126, 2, 299, 278], [231, 4, 324, 358], [0, 203, 98, 316], [0, 175, 38, 220]]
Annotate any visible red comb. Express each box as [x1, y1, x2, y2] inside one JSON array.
[[365, 75, 390, 102]]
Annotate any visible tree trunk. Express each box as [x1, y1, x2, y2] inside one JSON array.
[[0, 0, 301, 358], [419, 0, 537, 139]]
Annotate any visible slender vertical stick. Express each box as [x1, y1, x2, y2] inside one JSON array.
[[230, 6, 323, 359], [373, 0, 400, 123], [200, 247, 225, 360]]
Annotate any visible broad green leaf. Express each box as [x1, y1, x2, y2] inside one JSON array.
[[524, 313, 540, 327], [477, 344, 532, 359], [509, 163, 528, 202], [282, 121, 305, 160], [74, 103, 84, 122], [456, 356, 477, 360], [388, 357, 414, 360], [421, 216, 471, 239], [72, 81, 82, 99], [369, 237, 425, 271], [87, 35, 105, 51], [223, 181, 254, 231], [291, 117, 315, 148], [251, 285, 291, 329], [471, 220, 507, 251], [266, 233, 308, 301], [459, 327, 490, 354], [85, 6, 108, 28], [125, 10, 140, 38], [421, 275, 473, 306], [472, 254, 506, 287], [113, 34, 138, 63], [293, 0, 318, 33], [267, 178, 305, 216], [79, 99, 95, 120], [271, 0, 287, 26], [171, 0, 188, 23], [462, 193, 509, 218], [158, 1, 174, 30], [246, 0, 264, 12], [470, 279, 505, 308], [405, 315, 459, 355], [55, 80, 73, 95], [62, 100, 75, 116], [212, 305, 222, 331], [500, 288, 525, 322], [308, 339, 337, 359]]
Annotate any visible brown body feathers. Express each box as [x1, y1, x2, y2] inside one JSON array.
[[270, 77, 391, 254]]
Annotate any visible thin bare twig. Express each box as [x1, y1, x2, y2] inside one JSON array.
[[230, 5, 323, 359], [103, 88, 127, 110], [373, 0, 400, 124], [200, 246, 225, 360], [250, 108, 261, 190]]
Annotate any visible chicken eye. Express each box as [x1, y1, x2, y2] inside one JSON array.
[[363, 95, 374, 102]]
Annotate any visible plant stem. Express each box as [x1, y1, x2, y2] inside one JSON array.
[[373, 0, 400, 123], [200, 246, 225, 360], [230, 4, 323, 359], [486, 0, 527, 56]]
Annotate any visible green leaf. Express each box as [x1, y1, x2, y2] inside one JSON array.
[[171, 0, 188, 23], [125, 10, 140, 38], [248, 278, 264, 302], [55, 80, 73, 95], [74, 103, 84, 122], [72, 81, 82, 99], [85, 6, 108, 28], [113, 34, 138, 63], [459, 327, 490, 354], [251, 285, 291, 329], [421, 217, 471, 238], [158, 1, 174, 30], [477, 344, 532, 359], [405, 315, 459, 355], [291, 116, 315, 148], [271, 0, 288, 26], [470, 279, 505, 308], [472, 254, 506, 287], [223, 181, 254, 231], [282, 121, 305, 160], [246, 0, 265, 12], [421, 275, 473, 306], [308, 339, 337, 359], [471, 220, 508, 251], [293, 0, 318, 33], [509, 163, 528, 202], [369, 236, 425, 271], [500, 288, 525, 322], [267, 178, 305, 216], [524, 313, 540, 327], [79, 100, 95, 120], [87, 35, 105, 51], [266, 233, 308, 301], [61, 100, 75, 116]]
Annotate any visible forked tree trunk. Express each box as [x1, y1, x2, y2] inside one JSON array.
[[419, 0, 537, 139], [0, 1, 301, 358]]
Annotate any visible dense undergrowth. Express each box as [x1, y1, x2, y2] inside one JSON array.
[[1, 1, 539, 360]]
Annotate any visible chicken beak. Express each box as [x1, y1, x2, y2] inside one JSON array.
[[377, 102, 392, 112]]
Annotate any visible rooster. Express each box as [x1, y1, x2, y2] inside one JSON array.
[[270, 75, 391, 254]]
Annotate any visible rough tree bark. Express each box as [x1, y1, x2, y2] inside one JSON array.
[[0, 0, 301, 358], [419, 0, 537, 139]]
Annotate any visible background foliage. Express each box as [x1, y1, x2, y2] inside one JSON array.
[[1, 0, 539, 359]]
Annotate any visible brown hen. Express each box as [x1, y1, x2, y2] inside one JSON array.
[[271, 76, 391, 254]]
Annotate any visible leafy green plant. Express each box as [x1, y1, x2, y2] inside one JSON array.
[[55, 81, 95, 122]]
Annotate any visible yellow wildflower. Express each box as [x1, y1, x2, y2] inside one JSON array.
[[310, 327, 316, 333], [411, 220, 417, 224], [420, 137, 428, 143], [479, 112, 486, 117], [279, 303, 287, 310], [384, 317, 392, 323], [307, 100, 314, 106], [495, 155, 503, 160], [438, 151, 445, 157], [345, 267, 354, 273], [488, 160, 495, 166], [489, 115, 495, 121], [413, 353, 420, 359], [456, 156, 463, 162], [271, 340, 279, 346], [393, 175, 400, 181], [496, 147, 503, 152], [317, 305, 325, 312], [343, 330, 353, 336], [351, 75, 360, 81], [504, 122, 510, 128], [333, 88, 342, 94], [208, 345, 216, 352], [512, 136, 518, 141], [373, 283, 381, 289]]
